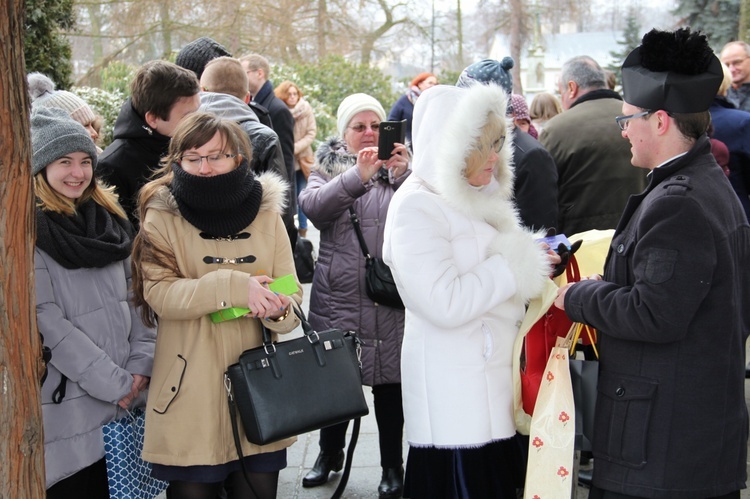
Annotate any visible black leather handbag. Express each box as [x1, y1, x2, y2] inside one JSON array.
[[348, 208, 405, 310], [225, 307, 369, 446]]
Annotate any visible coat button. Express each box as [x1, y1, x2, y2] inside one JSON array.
[[617, 244, 625, 253], [676, 176, 685, 180], [615, 386, 625, 397], [220, 301, 227, 307]]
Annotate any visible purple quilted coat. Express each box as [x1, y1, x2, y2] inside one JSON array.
[[298, 137, 409, 386]]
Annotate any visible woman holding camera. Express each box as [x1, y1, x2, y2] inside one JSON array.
[[131, 113, 301, 499], [298, 93, 410, 498]]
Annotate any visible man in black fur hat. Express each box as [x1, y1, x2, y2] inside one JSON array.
[[555, 28, 750, 498]]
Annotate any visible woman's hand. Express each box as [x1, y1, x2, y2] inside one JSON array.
[[383, 142, 410, 178], [247, 275, 286, 319], [543, 245, 562, 276], [118, 374, 150, 410], [356, 146, 382, 182]]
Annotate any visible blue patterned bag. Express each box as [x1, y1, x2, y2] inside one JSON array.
[[103, 409, 168, 499]]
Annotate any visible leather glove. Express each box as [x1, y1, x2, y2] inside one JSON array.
[[552, 239, 583, 278]]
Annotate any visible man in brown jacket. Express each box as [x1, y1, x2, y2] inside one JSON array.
[[540, 56, 647, 236]]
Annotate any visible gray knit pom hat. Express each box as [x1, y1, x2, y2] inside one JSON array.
[[28, 72, 97, 125], [31, 107, 98, 176]]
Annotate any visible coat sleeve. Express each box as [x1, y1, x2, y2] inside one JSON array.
[[123, 257, 156, 377], [298, 167, 369, 230], [35, 250, 133, 404], [565, 194, 715, 343], [387, 96, 406, 122], [384, 193, 521, 329], [513, 144, 558, 231]]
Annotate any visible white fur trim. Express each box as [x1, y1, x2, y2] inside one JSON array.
[[487, 228, 551, 302]]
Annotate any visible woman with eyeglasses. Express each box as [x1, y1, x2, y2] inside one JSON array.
[[130, 112, 301, 499], [382, 84, 560, 498], [298, 93, 410, 498]]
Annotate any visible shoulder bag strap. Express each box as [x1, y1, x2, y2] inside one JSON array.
[[348, 207, 371, 259]]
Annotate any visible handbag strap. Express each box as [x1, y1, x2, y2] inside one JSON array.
[[348, 207, 372, 259], [226, 378, 361, 499]]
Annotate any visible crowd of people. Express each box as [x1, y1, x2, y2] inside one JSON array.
[[29, 27, 750, 499]]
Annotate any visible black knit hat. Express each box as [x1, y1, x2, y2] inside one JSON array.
[[175, 37, 231, 80], [621, 28, 723, 113]]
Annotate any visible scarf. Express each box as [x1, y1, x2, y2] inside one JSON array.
[[169, 160, 263, 237], [36, 199, 134, 269], [407, 86, 422, 105]]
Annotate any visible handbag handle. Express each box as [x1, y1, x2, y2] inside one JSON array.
[[258, 302, 314, 346], [348, 207, 372, 260], [565, 322, 599, 359]]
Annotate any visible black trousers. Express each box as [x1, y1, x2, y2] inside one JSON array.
[[46, 457, 110, 499], [319, 382, 404, 468]]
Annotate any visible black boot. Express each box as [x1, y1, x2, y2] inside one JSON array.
[[378, 466, 404, 498], [302, 450, 345, 488]]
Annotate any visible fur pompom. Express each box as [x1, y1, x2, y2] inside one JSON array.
[[639, 28, 714, 75], [500, 56, 515, 71], [27, 72, 56, 102]]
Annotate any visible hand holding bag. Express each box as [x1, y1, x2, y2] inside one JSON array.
[[103, 408, 168, 499], [349, 207, 404, 310]]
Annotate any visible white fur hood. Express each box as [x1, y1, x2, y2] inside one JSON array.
[[411, 84, 518, 232]]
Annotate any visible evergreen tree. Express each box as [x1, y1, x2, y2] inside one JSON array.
[[673, 0, 739, 50], [24, 0, 75, 88], [608, 10, 642, 88]]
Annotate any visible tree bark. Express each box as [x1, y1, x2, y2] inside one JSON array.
[[510, 0, 524, 94], [0, 0, 46, 497]]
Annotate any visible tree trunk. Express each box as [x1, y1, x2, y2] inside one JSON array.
[[510, 0, 524, 94], [317, 0, 328, 60], [741, 0, 750, 42], [0, 0, 46, 497], [457, 0, 464, 70]]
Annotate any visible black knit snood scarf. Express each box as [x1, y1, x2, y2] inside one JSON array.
[[36, 199, 134, 269], [169, 160, 263, 237]]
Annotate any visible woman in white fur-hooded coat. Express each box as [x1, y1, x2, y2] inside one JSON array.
[[383, 84, 553, 497]]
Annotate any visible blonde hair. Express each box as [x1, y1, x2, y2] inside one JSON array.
[[530, 92, 562, 122], [35, 173, 126, 219], [131, 113, 253, 327], [274, 80, 303, 105], [201, 57, 249, 101], [464, 111, 506, 180], [718, 61, 733, 97]]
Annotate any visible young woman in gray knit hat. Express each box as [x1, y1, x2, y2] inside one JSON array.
[[31, 107, 156, 497]]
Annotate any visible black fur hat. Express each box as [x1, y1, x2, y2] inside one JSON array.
[[621, 28, 723, 113]]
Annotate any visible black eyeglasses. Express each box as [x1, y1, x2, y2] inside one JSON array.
[[615, 110, 654, 131], [180, 153, 237, 167], [348, 123, 380, 133]]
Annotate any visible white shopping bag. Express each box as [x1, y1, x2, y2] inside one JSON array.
[[524, 335, 576, 498]]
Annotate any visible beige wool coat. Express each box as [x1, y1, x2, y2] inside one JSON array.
[[140, 172, 302, 467]]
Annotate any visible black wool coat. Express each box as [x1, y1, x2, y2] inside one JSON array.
[[565, 135, 750, 497]]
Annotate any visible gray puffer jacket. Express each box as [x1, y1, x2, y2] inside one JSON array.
[[37, 249, 155, 488], [298, 137, 409, 386]]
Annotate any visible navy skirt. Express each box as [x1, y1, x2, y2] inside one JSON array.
[[403, 438, 523, 499], [151, 449, 286, 483]]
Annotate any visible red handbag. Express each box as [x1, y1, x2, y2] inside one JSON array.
[[520, 254, 588, 415]]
